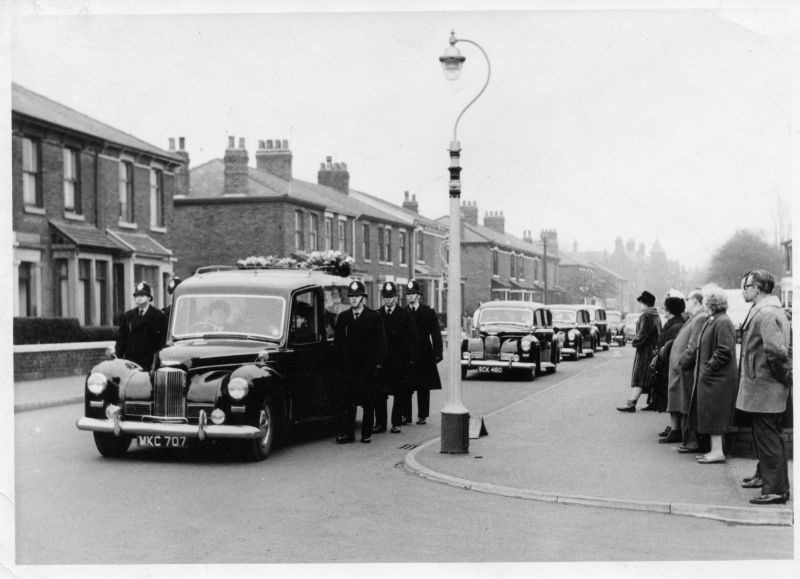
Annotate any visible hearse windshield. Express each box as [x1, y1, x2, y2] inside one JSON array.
[[171, 294, 286, 340]]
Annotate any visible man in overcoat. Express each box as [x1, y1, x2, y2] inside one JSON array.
[[404, 280, 443, 425], [665, 289, 708, 452], [334, 280, 388, 444], [377, 281, 416, 434], [617, 290, 661, 412], [115, 281, 165, 371], [734, 270, 792, 504]]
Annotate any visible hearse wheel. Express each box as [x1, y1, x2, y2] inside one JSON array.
[[93, 432, 132, 458]]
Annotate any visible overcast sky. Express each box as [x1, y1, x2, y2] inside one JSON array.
[[7, 1, 796, 272]]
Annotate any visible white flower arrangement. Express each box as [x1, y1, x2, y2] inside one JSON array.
[[236, 251, 353, 276], [236, 255, 299, 268]]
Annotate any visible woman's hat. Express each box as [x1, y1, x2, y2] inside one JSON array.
[[636, 290, 656, 307]]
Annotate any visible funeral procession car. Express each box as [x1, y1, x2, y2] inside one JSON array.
[[461, 300, 561, 380], [76, 264, 354, 461], [549, 304, 600, 360], [605, 309, 627, 346], [585, 305, 611, 351]]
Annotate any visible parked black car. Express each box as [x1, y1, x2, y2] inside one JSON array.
[[605, 309, 626, 346], [461, 300, 561, 380], [76, 265, 353, 461], [585, 305, 611, 351], [549, 304, 600, 360]]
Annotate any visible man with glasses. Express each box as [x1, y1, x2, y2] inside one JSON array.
[[734, 270, 792, 505]]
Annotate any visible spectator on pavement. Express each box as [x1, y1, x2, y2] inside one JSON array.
[[689, 284, 738, 464], [649, 293, 686, 417], [617, 290, 662, 412], [732, 270, 792, 505], [665, 289, 708, 452]]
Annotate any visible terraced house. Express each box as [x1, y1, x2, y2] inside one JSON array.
[[11, 83, 186, 324], [172, 138, 448, 309]]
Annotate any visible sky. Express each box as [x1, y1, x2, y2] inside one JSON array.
[[6, 1, 797, 272]]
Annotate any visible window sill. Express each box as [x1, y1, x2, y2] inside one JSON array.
[[118, 220, 138, 230], [150, 225, 167, 234], [64, 212, 85, 221], [23, 206, 45, 215]]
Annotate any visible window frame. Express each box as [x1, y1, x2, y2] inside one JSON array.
[[149, 167, 164, 228], [22, 137, 42, 208], [63, 147, 82, 214], [294, 210, 305, 251], [119, 160, 135, 223]]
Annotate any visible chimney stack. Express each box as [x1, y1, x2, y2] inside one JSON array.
[[170, 136, 190, 197], [402, 190, 419, 213], [256, 138, 293, 181], [224, 136, 249, 196], [522, 230, 534, 244], [461, 200, 478, 226], [318, 156, 350, 193], [484, 210, 505, 234]]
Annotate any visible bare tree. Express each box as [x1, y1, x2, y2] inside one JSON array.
[[707, 229, 784, 288]]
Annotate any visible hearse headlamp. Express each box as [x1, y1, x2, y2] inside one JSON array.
[[87, 372, 108, 395], [228, 377, 250, 401]]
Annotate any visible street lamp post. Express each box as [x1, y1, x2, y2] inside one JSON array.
[[439, 30, 491, 454]]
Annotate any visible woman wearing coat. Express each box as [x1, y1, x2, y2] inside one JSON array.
[[689, 284, 739, 464], [648, 294, 686, 417], [617, 290, 662, 412]]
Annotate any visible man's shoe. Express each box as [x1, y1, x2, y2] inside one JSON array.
[[416, 418, 427, 425], [658, 430, 683, 443], [749, 493, 787, 505], [742, 474, 760, 483], [677, 445, 700, 453], [741, 477, 764, 489], [616, 402, 636, 412], [390, 426, 401, 433], [335, 434, 355, 444], [658, 426, 672, 437], [360, 436, 372, 444], [373, 426, 387, 434]]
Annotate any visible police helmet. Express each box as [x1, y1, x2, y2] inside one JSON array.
[[381, 281, 398, 298], [167, 276, 182, 295], [405, 279, 422, 295], [347, 280, 367, 297], [133, 281, 153, 299]]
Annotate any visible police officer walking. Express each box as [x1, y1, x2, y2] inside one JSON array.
[[334, 280, 388, 444], [404, 280, 443, 425], [115, 281, 165, 370], [377, 281, 416, 434]]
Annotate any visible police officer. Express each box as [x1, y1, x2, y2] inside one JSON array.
[[333, 280, 388, 443], [115, 281, 166, 370], [377, 281, 416, 434], [405, 280, 443, 425]]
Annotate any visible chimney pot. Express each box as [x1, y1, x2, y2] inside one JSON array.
[[282, 139, 289, 149], [258, 140, 265, 149], [169, 137, 175, 150], [228, 136, 235, 148], [179, 137, 185, 150], [405, 191, 410, 201], [320, 162, 326, 170], [238, 137, 245, 149], [412, 194, 416, 202]]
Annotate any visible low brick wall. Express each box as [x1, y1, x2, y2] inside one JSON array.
[[727, 428, 793, 460], [14, 342, 115, 382]]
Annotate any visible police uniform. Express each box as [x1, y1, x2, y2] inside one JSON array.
[[377, 281, 417, 433], [405, 280, 443, 423], [333, 281, 388, 442], [115, 281, 166, 370]]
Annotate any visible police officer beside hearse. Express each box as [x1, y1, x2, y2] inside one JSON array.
[[115, 281, 166, 371], [377, 281, 416, 434], [333, 280, 388, 443]]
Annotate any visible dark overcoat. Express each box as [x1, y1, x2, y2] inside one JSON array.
[[630, 307, 661, 390], [379, 305, 417, 396], [666, 311, 708, 414], [115, 305, 166, 370], [650, 315, 685, 411], [689, 312, 738, 434], [334, 307, 388, 401], [407, 303, 443, 391]]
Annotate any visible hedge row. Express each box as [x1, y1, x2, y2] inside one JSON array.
[[13, 317, 118, 345]]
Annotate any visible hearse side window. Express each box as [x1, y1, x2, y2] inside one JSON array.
[[324, 285, 350, 340], [290, 291, 319, 344]]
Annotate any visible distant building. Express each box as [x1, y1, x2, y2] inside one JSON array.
[[11, 83, 186, 323]]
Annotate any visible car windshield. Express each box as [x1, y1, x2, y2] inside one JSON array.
[[171, 294, 286, 340], [606, 312, 621, 323], [551, 309, 577, 323], [478, 308, 534, 326]]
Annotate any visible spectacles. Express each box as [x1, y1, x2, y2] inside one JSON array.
[[743, 284, 757, 289]]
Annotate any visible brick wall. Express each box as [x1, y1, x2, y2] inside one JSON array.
[[14, 342, 115, 381]]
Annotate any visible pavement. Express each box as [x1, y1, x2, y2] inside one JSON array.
[[14, 350, 794, 526]]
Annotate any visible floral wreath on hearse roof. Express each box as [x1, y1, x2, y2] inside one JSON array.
[[237, 250, 354, 277]]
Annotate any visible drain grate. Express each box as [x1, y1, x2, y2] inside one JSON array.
[[399, 443, 418, 450]]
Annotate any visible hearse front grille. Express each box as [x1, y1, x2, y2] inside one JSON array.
[[153, 368, 187, 418]]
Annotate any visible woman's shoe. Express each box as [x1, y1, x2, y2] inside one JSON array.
[[677, 445, 700, 453], [741, 477, 763, 488], [616, 401, 636, 412], [658, 426, 672, 437]]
